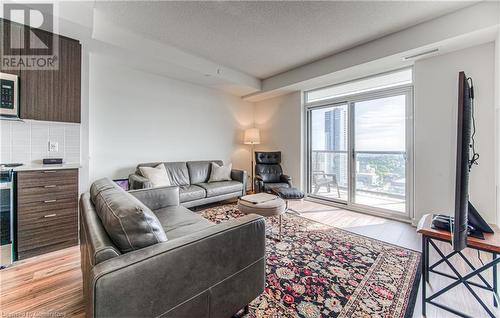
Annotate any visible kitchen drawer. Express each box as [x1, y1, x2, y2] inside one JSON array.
[[17, 169, 78, 188], [18, 197, 77, 214], [17, 183, 77, 203], [17, 239, 78, 260], [17, 220, 77, 251], [18, 183, 78, 196], [18, 208, 77, 230]]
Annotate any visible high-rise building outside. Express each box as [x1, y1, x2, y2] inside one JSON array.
[[324, 107, 348, 186]]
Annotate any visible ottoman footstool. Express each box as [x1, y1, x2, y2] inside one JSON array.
[[237, 193, 286, 241], [271, 187, 305, 214]]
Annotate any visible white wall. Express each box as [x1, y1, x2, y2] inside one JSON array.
[[496, 30, 500, 225], [254, 92, 303, 189], [79, 45, 91, 193], [414, 43, 496, 223], [88, 54, 254, 183]]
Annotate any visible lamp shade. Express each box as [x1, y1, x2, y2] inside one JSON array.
[[243, 128, 260, 145]]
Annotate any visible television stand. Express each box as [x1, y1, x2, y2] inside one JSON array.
[[418, 214, 500, 317]]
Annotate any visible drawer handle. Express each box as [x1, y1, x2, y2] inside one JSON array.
[[43, 171, 57, 173], [43, 214, 57, 218], [44, 199, 57, 203], [44, 185, 57, 188]]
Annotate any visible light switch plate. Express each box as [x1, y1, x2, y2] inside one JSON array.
[[48, 141, 59, 152]]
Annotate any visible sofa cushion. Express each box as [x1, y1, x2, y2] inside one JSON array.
[[179, 185, 206, 202], [164, 162, 191, 186], [90, 178, 168, 253], [197, 181, 243, 198], [139, 164, 171, 187], [154, 206, 213, 240], [137, 162, 190, 186], [262, 182, 290, 192], [187, 160, 223, 184], [208, 162, 232, 183]]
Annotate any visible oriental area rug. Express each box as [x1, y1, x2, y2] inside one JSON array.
[[200, 204, 421, 318]]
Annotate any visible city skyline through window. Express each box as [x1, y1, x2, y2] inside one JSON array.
[[307, 74, 411, 216]]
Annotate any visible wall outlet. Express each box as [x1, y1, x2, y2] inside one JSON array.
[[48, 141, 59, 152]]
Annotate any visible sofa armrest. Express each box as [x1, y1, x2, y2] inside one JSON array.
[[87, 214, 266, 318], [280, 174, 292, 186], [129, 186, 180, 209], [128, 173, 152, 190], [231, 169, 248, 194]]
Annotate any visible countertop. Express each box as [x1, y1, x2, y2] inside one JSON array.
[[4, 163, 81, 172]]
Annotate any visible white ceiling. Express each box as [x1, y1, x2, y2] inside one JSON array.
[[95, 1, 476, 79]]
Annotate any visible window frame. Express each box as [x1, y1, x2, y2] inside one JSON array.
[[305, 67, 413, 106], [304, 68, 415, 222]]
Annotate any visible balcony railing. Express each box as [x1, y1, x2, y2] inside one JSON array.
[[310, 150, 406, 199]]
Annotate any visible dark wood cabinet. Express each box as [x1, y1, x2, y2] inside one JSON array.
[[18, 29, 54, 123], [19, 33, 81, 123], [0, 19, 22, 77], [52, 36, 81, 123], [16, 169, 79, 259], [1, 19, 81, 123]]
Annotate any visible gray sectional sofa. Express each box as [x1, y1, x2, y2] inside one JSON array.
[[80, 178, 266, 317], [129, 160, 247, 208]]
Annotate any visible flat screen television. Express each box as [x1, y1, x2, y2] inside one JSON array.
[[453, 71, 471, 251], [453, 71, 493, 251]]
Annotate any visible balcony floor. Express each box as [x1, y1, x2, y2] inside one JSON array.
[[311, 188, 405, 213]]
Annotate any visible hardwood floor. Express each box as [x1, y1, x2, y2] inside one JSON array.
[[0, 246, 84, 317], [1, 199, 498, 317]]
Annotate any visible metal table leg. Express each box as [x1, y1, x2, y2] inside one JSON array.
[[425, 236, 430, 282], [494, 253, 498, 307], [422, 235, 427, 317], [425, 238, 500, 318]]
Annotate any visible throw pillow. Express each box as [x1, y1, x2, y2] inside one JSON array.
[[139, 164, 171, 187], [208, 162, 232, 182]]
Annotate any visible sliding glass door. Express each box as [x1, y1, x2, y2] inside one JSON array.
[[306, 78, 413, 219], [309, 104, 349, 202], [352, 93, 409, 214]]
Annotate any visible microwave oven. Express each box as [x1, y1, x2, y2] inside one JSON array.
[[0, 73, 19, 118]]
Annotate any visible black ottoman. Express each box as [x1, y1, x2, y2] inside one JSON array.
[[271, 187, 305, 213], [271, 187, 304, 200]]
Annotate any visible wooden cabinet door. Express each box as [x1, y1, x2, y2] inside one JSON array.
[[19, 29, 54, 121], [13, 22, 82, 123], [52, 36, 81, 123], [1, 19, 22, 76]]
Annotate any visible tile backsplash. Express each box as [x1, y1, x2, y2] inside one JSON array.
[[0, 120, 80, 164]]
